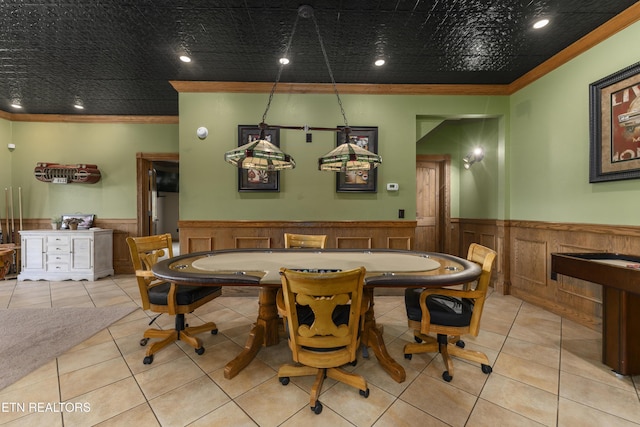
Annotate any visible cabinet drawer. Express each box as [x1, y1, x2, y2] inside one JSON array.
[[46, 262, 70, 272], [47, 254, 70, 264], [47, 235, 70, 246], [47, 246, 70, 255]]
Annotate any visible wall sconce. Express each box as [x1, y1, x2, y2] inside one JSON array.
[[463, 147, 484, 169]]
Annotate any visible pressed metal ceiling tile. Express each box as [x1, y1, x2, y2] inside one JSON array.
[[0, 0, 637, 115]]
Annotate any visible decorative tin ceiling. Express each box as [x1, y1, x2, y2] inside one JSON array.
[[0, 0, 637, 116]]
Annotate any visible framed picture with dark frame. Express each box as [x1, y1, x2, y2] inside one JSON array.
[[335, 126, 378, 192], [237, 125, 281, 192], [589, 61, 640, 183]]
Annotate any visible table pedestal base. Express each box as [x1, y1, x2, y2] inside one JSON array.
[[224, 287, 280, 379], [223, 286, 407, 383], [362, 288, 406, 383]]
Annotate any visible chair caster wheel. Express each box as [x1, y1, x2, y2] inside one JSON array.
[[442, 371, 452, 382], [481, 364, 492, 374], [350, 359, 357, 367], [279, 377, 290, 385], [359, 388, 370, 398], [143, 355, 153, 365], [404, 353, 412, 360], [414, 336, 423, 343], [311, 401, 323, 414], [211, 329, 218, 335], [195, 347, 205, 355], [139, 338, 149, 346], [456, 340, 465, 348]]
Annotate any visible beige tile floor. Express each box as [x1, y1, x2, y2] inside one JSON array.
[[1, 275, 640, 426]]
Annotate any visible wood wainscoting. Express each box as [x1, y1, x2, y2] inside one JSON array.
[[178, 220, 417, 254], [459, 218, 640, 332]]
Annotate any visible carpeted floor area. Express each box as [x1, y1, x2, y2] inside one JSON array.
[[0, 306, 136, 390]]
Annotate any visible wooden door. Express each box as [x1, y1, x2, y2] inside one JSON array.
[[415, 156, 450, 253]]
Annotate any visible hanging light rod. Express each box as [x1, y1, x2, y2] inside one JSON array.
[[223, 5, 382, 173]]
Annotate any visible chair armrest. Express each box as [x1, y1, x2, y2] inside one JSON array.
[[137, 269, 178, 315], [276, 289, 287, 318], [135, 269, 156, 278], [166, 282, 178, 315]]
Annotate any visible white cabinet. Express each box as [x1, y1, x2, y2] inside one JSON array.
[[19, 229, 114, 281]]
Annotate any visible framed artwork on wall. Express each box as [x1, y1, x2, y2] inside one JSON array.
[[335, 126, 378, 193], [589, 61, 640, 183], [237, 125, 280, 192]]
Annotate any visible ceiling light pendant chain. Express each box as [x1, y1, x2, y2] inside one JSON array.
[[261, 13, 301, 126], [223, 5, 381, 172], [310, 12, 348, 129]]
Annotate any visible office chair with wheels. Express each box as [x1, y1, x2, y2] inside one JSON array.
[[284, 233, 327, 249], [277, 267, 369, 415], [403, 243, 497, 382], [126, 234, 222, 364]]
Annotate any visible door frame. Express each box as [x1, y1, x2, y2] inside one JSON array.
[[416, 155, 451, 253], [136, 152, 179, 237]]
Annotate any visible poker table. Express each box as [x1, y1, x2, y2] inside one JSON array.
[[153, 248, 481, 383]]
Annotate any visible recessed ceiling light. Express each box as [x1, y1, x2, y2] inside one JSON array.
[[179, 55, 191, 63], [279, 57, 290, 65], [10, 103, 22, 109], [374, 59, 385, 67], [533, 19, 549, 29], [74, 104, 84, 110]]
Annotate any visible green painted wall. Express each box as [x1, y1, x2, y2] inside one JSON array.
[[178, 92, 508, 220], [3, 122, 177, 219], [0, 118, 12, 190], [416, 118, 500, 219], [1, 118, 13, 240], [509, 22, 640, 225], [2, 18, 640, 227]]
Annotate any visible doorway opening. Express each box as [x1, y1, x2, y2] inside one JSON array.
[[136, 153, 179, 253], [415, 155, 451, 254]]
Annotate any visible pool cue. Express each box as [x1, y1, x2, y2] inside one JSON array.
[[0, 196, 3, 244], [4, 188, 9, 243], [18, 187, 23, 232], [9, 187, 14, 243]]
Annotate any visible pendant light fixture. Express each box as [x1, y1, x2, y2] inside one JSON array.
[[223, 5, 381, 172]]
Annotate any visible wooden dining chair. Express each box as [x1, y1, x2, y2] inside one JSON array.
[[126, 234, 222, 364], [403, 243, 497, 382], [284, 233, 327, 249], [277, 267, 370, 414]]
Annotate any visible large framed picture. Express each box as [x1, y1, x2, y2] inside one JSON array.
[[336, 126, 378, 193], [589, 61, 640, 183], [237, 125, 280, 192]]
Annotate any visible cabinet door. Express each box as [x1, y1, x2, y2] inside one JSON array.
[[70, 237, 92, 270], [22, 236, 45, 270]]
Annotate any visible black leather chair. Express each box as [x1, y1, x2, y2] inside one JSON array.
[[403, 243, 497, 382], [126, 234, 222, 364]]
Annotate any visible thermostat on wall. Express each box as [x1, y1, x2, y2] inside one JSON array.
[[386, 183, 399, 191]]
